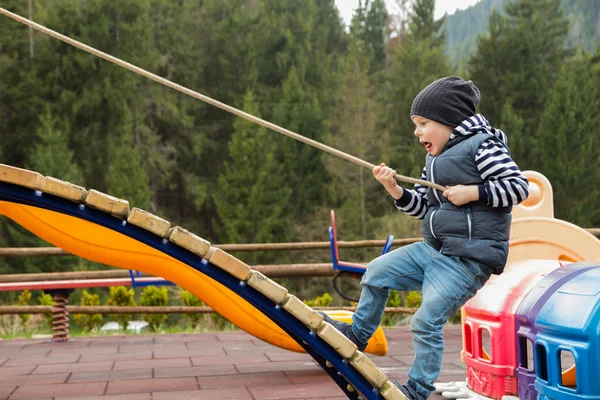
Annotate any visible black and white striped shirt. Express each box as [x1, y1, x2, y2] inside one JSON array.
[[395, 114, 529, 218]]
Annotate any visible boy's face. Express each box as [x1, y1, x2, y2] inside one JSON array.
[[411, 115, 453, 156]]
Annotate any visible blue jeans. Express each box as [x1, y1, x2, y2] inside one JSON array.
[[351, 241, 492, 400]]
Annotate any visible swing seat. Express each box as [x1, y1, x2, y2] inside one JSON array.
[[328, 209, 393, 274]]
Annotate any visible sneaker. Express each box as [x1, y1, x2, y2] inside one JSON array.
[[318, 312, 368, 352], [392, 381, 424, 400]]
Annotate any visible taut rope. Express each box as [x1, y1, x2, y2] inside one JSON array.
[[0, 7, 445, 192]]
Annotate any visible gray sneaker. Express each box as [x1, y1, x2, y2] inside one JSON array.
[[318, 312, 368, 352], [392, 380, 424, 400]]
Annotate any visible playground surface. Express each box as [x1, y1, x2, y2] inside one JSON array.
[[0, 325, 463, 400]]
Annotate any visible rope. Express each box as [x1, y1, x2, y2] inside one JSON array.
[[0, 7, 445, 192]]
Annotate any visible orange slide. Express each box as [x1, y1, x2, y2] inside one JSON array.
[[0, 200, 388, 355]]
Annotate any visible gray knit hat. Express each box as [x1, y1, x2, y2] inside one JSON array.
[[410, 76, 480, 127]]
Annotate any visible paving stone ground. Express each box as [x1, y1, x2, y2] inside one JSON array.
[[0, 325, 466, 400]]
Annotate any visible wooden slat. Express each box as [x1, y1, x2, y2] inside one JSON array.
[[84, 189, 130, 218], [127, 208, 171, 237], [39, 176, 87, 202], [350, 352, 389, 389], [167, 226, 211, 258], [380, 380, 408, 400], [317, 322, 357, 359], [0, 164, 43, 189], [246, 270, 288, 304], [206, 247, 251, 281], [282, 295, 323, 330]]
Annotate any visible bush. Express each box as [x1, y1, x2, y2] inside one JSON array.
[[140, 286, 169, 332], [38, 293, 54, 330], [107, 286, 136, 331], [210, 313, 232, 330], [403, 291, 461, 324], [303, 292, 333, 307], [17, 290, 32, 328], [405, 291, 422, 308], [382, 290, 403, 326], [180, 290, 204, 329], [73, 290, 103, 332]]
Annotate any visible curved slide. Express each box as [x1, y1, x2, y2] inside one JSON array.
[[0, 200, 387, 355], [0, 164, 404, 400]]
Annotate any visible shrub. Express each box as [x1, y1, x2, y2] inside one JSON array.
[[180, 290, 204, 329], [73, 290, 103, 332], [382, 290, 403, 326], [17, 290, 32, 328], [303, 292, 333, 307], [38, 293, 54, 330], [107, 286, 136, 331], [405, 291, 422, 308], [140, 286, 169, 332]]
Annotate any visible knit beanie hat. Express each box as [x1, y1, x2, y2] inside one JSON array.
[[410, 76, 480, 128]]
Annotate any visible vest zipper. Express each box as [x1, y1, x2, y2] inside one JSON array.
[[466, 206, 472, 240], [430, 156, 442, 204], [429, 156, 440, 241], [430, 209, 438, 239]]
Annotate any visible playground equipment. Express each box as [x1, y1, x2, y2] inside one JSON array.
[[515, 262, 598, 400], [0, 164, 401, 400], [329, 209, 394, 302], [533, 267, 600, 400], [462, 259, 562, 399], [435, 171, 600, 400]]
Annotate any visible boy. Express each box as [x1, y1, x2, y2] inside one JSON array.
[[322, 76, 529, 400]]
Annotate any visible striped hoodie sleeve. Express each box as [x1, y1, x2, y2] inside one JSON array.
[[475, 138, 529, 207], [393, 167, 429, 219]]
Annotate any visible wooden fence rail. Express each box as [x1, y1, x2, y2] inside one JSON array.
[[0, 228, 597, 258], [0, 238, 420, 282], [0, 305, 418, 315], [0, 263, 336, 283], [0, 238, 421, 257]]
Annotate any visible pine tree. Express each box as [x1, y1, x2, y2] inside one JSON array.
[[213, 92, 292, 262], [467, 11, 510, 125], [536, 56, 600, 226], [468, 0, 571, 168], [408, 0, 445, 46], [383, 0, 453, 179], [0, 0, 43, 168], [26, 108, 84, 184], [3, 109, 84, 274], [106, 116, 152, 210], [271, 67, 328, 219], [352, 0, 388, 74], [325, 21, 386, 239]]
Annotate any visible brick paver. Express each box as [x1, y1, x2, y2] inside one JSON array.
[[0, 326, 465, 400], [68, 368, 152, 383], [106, 377, 198, 395], [55, 395, 150, 400], [10, 381, 107, 399]]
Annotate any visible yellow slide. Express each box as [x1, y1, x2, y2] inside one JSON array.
[[0, 201, 388, 355]]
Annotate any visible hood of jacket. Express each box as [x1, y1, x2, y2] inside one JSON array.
[[445, 114, 507, 151]]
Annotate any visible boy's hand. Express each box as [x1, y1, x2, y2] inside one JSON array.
[[443, 185, 479, 206], [373, 163, 403, 200]]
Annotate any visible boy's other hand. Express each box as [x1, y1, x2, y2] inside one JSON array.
[[373, 163, 403, 200], [443, 185, 478, 206]]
